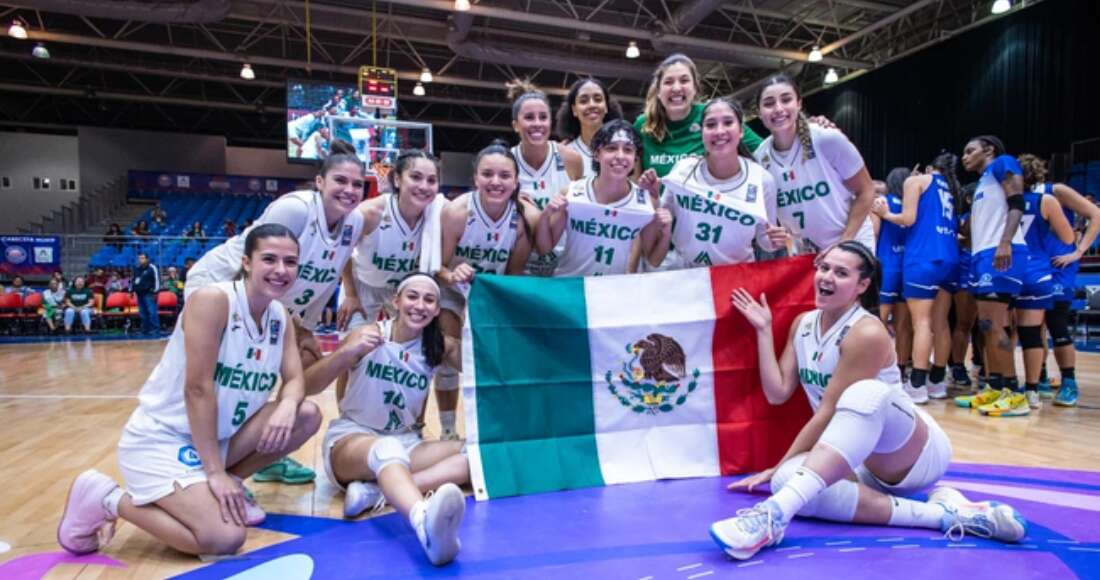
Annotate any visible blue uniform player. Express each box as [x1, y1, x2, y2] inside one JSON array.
[[874, 170, 912, 379]]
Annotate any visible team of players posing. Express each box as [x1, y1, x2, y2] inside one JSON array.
[[55, 54, 1067, 565]]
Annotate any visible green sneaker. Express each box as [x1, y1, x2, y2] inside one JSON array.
[[253, 457, 316, 484]]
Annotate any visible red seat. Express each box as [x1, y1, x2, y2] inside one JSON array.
[[102, 292, 133, 318], [22, 292, 42, 310], [0, 294, 21, 328], [18, 292, 44, 331], [157, 291, 178, 311]]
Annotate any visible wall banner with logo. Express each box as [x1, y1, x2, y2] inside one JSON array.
[[1, 235, 61, 277]]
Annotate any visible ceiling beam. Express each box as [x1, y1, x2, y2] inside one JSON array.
[[820, 0, 939, 56]]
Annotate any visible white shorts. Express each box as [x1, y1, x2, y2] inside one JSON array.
[[321, 417, 423, 490], [118, 411, 230, 506], [342, 281, 396, 330], [855, 408, 952, 496]]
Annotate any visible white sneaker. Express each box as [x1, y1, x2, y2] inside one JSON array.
[[1025, 390, 1042, 409], [344, 481, 387, 518], [929, 486, 1027, 543], [904, 382, 929, 405], [928, 381, 948, 400], [57, 469, 119, 554], [709, 503, 787, 560], [241, 486, 266, 526], [413, 483, 466, 566]]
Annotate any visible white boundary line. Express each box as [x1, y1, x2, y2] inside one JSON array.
[[0, 394, 137, 399]]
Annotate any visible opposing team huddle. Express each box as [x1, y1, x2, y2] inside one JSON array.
[[55, 53, 1077, 565]]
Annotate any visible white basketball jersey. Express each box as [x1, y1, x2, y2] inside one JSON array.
[[131, 281, 287, 439], [353, 193, 424, 290], [189, 190, 363, 329], [340, 319, 436, 433], [756, 126, 874, 252], [972, 155, 1027, 253], [449, 192, 520, 275], [554, 177, 655, 277], [568, 139, 596, 179], [514, 142, 572, 276], [793, 305, 901, 411], [661, 156, 774, 267]]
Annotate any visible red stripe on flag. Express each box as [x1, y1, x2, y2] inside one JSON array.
[[709, 255, 816, 475]]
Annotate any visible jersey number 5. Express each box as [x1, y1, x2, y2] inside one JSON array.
[[231, 401, 249, 427]]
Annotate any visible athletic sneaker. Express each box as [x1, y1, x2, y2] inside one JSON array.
[[929, 486, 1027, 543], [1025, 390, 1042, 409], [950, 365, 972, 387], [57, 469, 118, 555], [1053, 378, 1078, 407], [344, 481, 387, 518], [904, 382, 930, 405], [253, 457, 316, 484], [979, 391, 1030, 417], [709, 502, 787, 560], [413, 483, 466, 566], [928, 381, 948, 400], [955, 386, 1003, 409], [1037, 379, 1053, 399], [242, 486, 266, 526]]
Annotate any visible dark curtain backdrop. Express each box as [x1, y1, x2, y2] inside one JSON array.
[[788, 0, 1100, 179]]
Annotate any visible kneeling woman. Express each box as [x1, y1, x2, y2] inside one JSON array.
[[58, 224, 322, 556], [306, 273, 467, 566], [709, 242, 1026, 560]]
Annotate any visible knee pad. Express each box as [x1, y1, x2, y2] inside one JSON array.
[[797, 477, 861, 523], [368, 436, 410, 476], [1047, 303, 1072, 346], [435, 365, 460, 392], [820, 380, 916, 469], [1018, 325, 1043, 349], [976, 318, 993, 333]]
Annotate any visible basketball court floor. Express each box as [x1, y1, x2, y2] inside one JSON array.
[[0, 338, 1098, 579]]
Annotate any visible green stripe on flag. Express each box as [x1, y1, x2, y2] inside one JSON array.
[[467, 275, 604, 497]]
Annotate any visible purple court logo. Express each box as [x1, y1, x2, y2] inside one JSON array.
[[5, 245, 27, 264]]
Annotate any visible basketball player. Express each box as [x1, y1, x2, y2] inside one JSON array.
[[643, 97, 788, 269], [57, 225, 322, 557], [507, 80, 584, 276], [709, 242, 1027, 560], [556, 77, 624, 179], [872, 153, 961, 403], [754, 75, 876, 253], [306, 273, 467, 566], [874, 169, 912, 378], [536, 120, 664, 277]]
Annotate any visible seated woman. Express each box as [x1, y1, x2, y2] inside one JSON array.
[[306, 272, 467, 566], [56, 224, 322, 557], [709, 241, 1026, 560]]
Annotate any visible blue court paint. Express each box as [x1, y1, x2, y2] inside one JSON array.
[[177, 463, 1100, 580]]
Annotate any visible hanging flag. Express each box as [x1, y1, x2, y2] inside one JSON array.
[[461, 255, 816, 500]]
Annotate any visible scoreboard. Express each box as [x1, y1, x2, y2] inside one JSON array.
[[358, 66, 398, 113]]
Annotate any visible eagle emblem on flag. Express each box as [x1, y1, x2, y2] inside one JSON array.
[[606, 333, 700, 415]]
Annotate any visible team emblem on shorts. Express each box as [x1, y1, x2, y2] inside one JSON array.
[[177, 445, 202, 467], [979, 273, 993, 287], [605, 333, 700, 414]]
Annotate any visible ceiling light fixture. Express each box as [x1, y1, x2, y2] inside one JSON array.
[[455, 0, 471, 11], [808, 45, 822, 62], [9, 20, 27, 39], [239, 63, 255, 79], [625, 41, 640, 59], [420, 67, 433, 83], [413, 82, 426, 96], [991, 0, 1010, 14], [824, 68, 839, 85], [32, 43, 49, 59]]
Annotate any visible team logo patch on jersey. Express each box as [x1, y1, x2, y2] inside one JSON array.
[[781, 170, 796, 182], [486, 232, 501, 242], [341, 224, 354, 246], [402, 241, 415, 251], [231, 312, 242, 331], [604, 209, 618, 218], [247, 347, 262, 361], [177, 445, 202, 467], [321, 250, 336, 260], [705, 191, 723, 202], [746, 184, 758, 203], [605, 334, 700, 414], [269, 319, 281, 345]]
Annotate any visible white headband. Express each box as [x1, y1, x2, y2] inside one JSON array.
[[396, 273, 441, 296], [610, 129, 633, 145]]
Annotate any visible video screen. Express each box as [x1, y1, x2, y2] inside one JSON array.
[[286, 79, 374, 162]]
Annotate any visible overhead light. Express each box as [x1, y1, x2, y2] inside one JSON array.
[[420, 67, 433, 83], [824, 68, 839, 85], [625, 41, 640, 59], [32, 43, 49, 59], [808, 45, 823, 62], [239, 63, 255, 80], [8, 20, 27, 39], [991, 0, 1010, 14], [455, 0, 471, 11], [413, 82, 426, 96]]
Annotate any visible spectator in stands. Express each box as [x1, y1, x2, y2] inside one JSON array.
[[185, 221, 207, 242], [132, 253, 160, 336], [5, 275, 31, 298], [131, 221, 151, 238], [105, 270, 129, 294], [223, 219, 237, 237], [161, 266, 184, 297], [51, 270, 67, 288], [64, 276, 95, 333], [87, 267, 107, 301], [104, 223, 124, 250], [181, 257, 196, 284], [151, 205, 168, 227], [42, 278, 66, 332]]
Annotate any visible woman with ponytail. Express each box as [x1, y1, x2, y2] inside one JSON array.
[[872, 153, 960, 404], [305, 273, 467, 566], [755, 75, 876, 253]]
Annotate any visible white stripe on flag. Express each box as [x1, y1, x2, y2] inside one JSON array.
[[461, 314, 489, 500]]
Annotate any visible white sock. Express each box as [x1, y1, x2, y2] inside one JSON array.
[[408, 500, 426, 528], [103, 487, 124, 519], [887, 497, 946, 529], [769, 466, 827, 524]]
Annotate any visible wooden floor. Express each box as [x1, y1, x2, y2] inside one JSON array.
[[0, 338, 1097, 579]]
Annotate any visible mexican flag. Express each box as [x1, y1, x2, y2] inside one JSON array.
[[461, 255, 816, 500]]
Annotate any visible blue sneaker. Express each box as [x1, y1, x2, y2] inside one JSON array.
[[1054, 378, 1078, 407], [1037, 379, 1053, 399]]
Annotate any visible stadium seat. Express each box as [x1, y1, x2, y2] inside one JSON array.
[[0, 293, 21, 333], [19, 292, 43, 333], [157, 291, 179, 321]]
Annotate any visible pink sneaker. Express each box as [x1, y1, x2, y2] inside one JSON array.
[[57, 470, 119, 554]]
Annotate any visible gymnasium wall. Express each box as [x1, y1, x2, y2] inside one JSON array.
[[226, 147, 317, 180], [0, 132, 80, 233], [803, 0, 1100, 179], [78, 127, 227, 199]]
